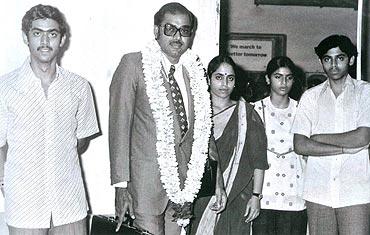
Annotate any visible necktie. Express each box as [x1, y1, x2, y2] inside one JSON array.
[[168, 65, 188, 137]]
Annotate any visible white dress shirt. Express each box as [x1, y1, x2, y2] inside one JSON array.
[[0, 59, 99, 228], [160, 52, 189, 120], [291, 76, 370, 208]]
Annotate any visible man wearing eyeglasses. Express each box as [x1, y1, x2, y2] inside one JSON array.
[[109, 2, 226, 235]]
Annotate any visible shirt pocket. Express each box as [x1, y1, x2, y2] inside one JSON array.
[[53, 91, 79, 130]]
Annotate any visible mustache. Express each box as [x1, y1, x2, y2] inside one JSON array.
[[37, 46, 53, 51], [170, 40, 183, 45]]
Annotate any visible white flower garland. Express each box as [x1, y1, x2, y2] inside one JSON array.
[[141, 40, 212, 225]]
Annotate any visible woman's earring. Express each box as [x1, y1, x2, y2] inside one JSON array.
[[265, 75, 270, 85]]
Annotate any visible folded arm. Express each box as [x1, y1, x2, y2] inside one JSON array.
[[294, 134, 342, 156], [310, 127, 370, 148], [294, 134, 367, 157]]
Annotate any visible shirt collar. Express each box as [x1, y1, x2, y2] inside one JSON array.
[[15, 57, 61, 92], [320, 74, 355, 94], [160, 52, 183, 74]]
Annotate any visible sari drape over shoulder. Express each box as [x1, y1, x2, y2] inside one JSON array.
[[190, 100, 268, 235]]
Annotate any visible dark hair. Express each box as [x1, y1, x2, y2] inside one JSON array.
[[207, 55, 244, 100], [207, 55, 236, 78], [314, 35, 357, 59], [154, 2, 195, 29], [22, 4, 68, 37], [265, 56, 304, 100], [266, 56, 297, 79]]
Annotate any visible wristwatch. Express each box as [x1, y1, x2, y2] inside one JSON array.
[[252, 192, 263, 200]]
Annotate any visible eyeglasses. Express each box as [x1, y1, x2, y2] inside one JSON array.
[[159, 23, 192, 37]]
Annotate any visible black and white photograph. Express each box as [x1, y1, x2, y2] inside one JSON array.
[[0, 0, 368, 234]]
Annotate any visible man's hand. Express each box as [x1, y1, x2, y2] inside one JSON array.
[[343, 144, 369, 154], [115, 187, 135, 232], [244, 196, 260, 223], [209, 187, 227, 213]]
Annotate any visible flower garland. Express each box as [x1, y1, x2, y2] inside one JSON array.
[[141, 40, 212, 226]]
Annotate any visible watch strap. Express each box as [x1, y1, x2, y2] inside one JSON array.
[[252, 192, 263, 200]]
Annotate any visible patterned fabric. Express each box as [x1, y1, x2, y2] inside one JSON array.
[[168, 65, 188, 137], [253, 97, 306, 211], [291, 75, 370, 208], [0, 59, 99, 228]]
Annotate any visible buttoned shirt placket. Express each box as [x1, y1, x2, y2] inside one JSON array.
[[40, 78, 56, 218], [330, 88, 344, 206], [32, 71, 62, 220]]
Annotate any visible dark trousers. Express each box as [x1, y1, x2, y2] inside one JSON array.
[[252, 209, 307, 235]]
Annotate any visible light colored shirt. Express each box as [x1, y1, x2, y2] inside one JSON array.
[[254, 97, 306, 211], [291, 76, 370, 208], [160, 52, 189, 119], [0, 59, 99, 228]]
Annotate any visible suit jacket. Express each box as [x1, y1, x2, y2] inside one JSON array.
[[109, 52, 197, 215]]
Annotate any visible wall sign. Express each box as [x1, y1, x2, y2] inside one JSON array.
[[227, 33, 286, 72]]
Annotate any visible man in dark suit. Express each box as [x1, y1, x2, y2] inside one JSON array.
[[109, 2, 226, 235]]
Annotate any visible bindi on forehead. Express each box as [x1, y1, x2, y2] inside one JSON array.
[[215, 72, 235, 76]]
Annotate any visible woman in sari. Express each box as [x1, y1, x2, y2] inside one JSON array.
[[190, 55, 269, 235]]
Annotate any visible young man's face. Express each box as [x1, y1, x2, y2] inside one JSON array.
[[321, 47, 355, 81], [23, 18, 65, 64], [154, 12, 193, 64]]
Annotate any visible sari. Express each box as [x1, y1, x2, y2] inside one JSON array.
[[190, 100, 268, 235]]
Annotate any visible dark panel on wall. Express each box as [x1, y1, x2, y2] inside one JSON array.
[[255, 0, 357, 9], [363, 0, 370, 81]]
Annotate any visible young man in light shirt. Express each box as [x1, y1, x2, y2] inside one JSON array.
[[292, 35, 370, 235], [0, 4, 99, 234]]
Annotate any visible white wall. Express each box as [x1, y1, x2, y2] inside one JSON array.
[[0, 0, 220, 215]]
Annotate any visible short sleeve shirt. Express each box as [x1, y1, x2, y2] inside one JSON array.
[[0, 59, 99, 228], [254, 97, 306, 211], [291, 76, 370, 208]]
